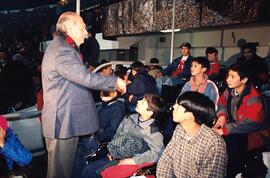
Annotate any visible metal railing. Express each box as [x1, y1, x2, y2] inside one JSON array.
[[4, 105, 45, 157]]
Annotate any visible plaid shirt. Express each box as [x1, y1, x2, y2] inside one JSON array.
[[157, 124, 227, 178]]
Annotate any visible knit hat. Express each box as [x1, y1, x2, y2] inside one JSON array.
[[108, 132, 147, 159], [0, 116, 8, 132]]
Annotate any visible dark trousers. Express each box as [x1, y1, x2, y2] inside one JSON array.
[[81, 156, 110, 178], [72, 135, 99, 178], [224, 134, 248, 178]]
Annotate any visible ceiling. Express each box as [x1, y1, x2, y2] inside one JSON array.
[[0, 0, 58, 11], [0, 0, 123, 11]]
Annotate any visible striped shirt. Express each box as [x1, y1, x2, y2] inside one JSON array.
[[181, 75, 219, 107], [157, 124, 227, 178]]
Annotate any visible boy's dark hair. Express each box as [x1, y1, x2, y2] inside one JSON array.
[[229, 62, 250, 80], [176, 91, 216, 127], [114, 66, 128, 80], [192, 56, 210, 70], [150, 58, 159, 64], [130, 61, 144, 72], [205, 47, 218, 55], [97, 59, 111, 73], [144, 93, 166, 119], [115, 64, 123, 72], [242, 42, 259, 53], [179, 42, 191, 49]]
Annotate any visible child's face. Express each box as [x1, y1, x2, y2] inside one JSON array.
[[226, 70, 247, 89], [207, 52, 218, 62], [191, 61, 206, 76], [181, 47, 190, 56], [243, 48, 253, 60], [101, 65, 112, 77], [135, 98, 151, 120], [172, 103, 190, 123]]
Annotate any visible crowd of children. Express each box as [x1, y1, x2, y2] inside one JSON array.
[[82, 42, 270, 178], [1, 41, 270, 178]]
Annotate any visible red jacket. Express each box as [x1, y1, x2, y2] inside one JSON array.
[[217, 83, 270, 150], [101, 162, 155, 178], [208, 61, 220, 76]]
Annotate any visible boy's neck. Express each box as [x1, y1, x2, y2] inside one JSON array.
[[235, 83, 246, 95], [181, 121, 201, 137], [194, 73, 205, 84], [139, 113, 151, 121]]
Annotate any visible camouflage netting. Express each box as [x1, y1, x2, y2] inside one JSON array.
[[103, 0, 268, 37]]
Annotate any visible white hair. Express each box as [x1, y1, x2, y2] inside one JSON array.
[[56, 12, 79, 33]]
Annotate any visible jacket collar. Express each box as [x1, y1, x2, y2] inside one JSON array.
[[189, 74, 208, 92], [55, 32, 81, 54], [129, 114, 155, 129], [230, 82, 251, 108], [177, 124, 207, 144], [138, 117, 155, 129]]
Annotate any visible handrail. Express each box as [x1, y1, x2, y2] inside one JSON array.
[[93, 60, 166, 73], [4, 111, 42, 121], [3, 105, 41, 121]]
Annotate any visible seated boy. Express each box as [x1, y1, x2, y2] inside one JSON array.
[[213, 63, 270, 177], [157, 91, 227, 178], [96, 90, 126, 143], [156, 42, 193, 93], [126, 61, 158, 112], [81, 93, 166, 178], [0, 115, 32, 177], [72, 69, 127, 177], [181, 56, 219, 106], [205, 47, 221, 79]]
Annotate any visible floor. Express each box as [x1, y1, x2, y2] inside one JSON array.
[[27, 154, 47, 178]]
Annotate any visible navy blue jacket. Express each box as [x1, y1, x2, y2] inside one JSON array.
[[96, 98, 126, 142], [0, 128, 32, 170], [163, 55, 193, 78]]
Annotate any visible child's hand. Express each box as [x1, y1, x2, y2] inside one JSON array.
[[128, 95, 134, 102], [118, 158, 136, 165], [212, 128, 224, 135], [0, 127, 6, 148], [107, 154, 113, 161], [213, 116, 226, 129]]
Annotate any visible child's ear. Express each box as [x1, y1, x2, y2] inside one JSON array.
[[148, 110, 154, 117], [202, 67, 207, 73], [186, 111, 195, 121], [241, 77, 248, 84]]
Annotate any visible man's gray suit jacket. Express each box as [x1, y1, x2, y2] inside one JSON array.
[[41, 35, 117, 139]]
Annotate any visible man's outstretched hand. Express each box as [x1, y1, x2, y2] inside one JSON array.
[[116, 77, 127, 93]]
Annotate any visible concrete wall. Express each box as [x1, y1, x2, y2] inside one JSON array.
[[116, 24, 270, 66]]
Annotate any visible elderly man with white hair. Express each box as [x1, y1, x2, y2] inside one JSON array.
[[41, 12, 126, 178]]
